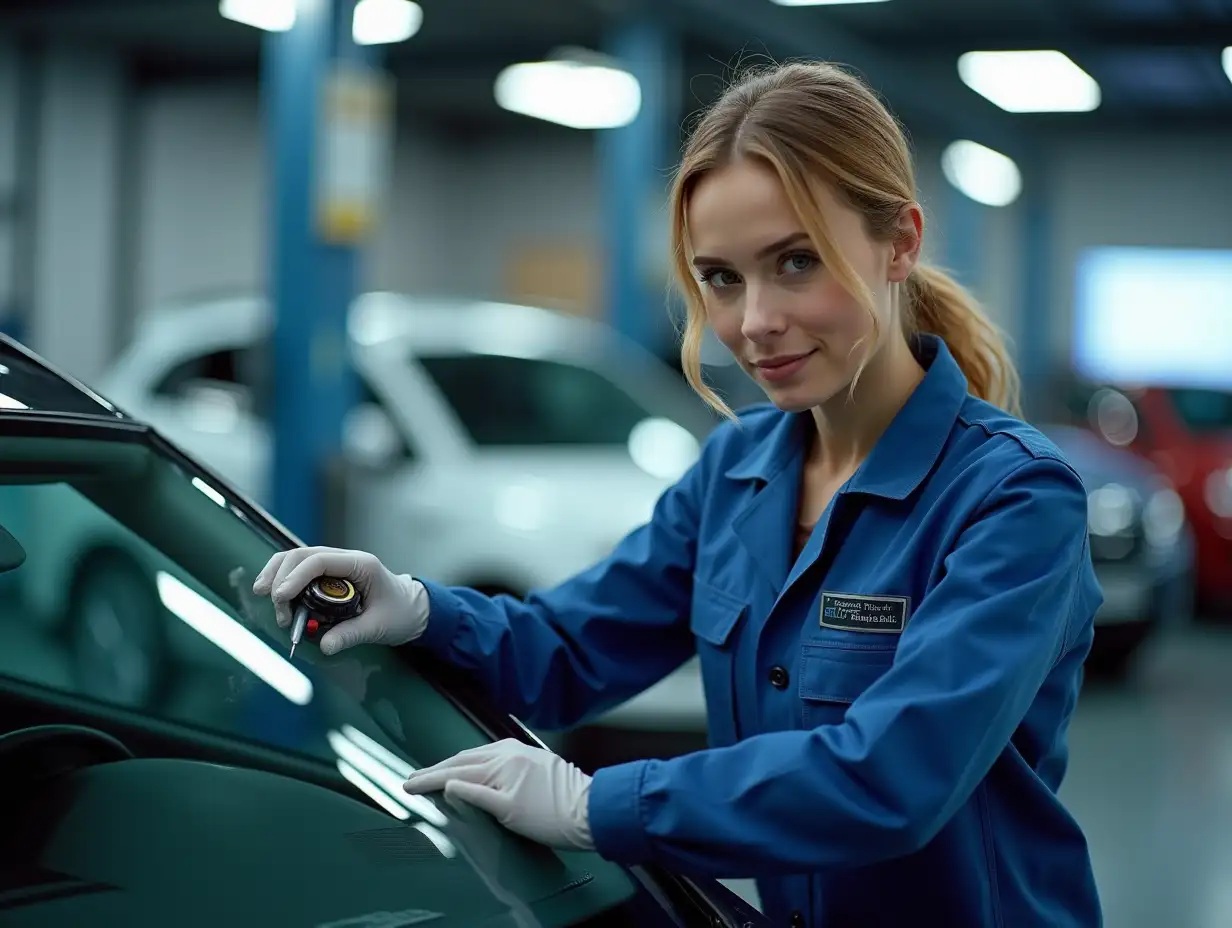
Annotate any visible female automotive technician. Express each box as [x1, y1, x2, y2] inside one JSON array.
[[255, 62, 1104, 927]]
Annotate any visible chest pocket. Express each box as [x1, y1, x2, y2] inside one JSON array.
[[689, 580, 746, 748], [797, 642, 896, 730]]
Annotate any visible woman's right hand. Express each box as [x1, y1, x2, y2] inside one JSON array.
[[252, 547, 431, 656]]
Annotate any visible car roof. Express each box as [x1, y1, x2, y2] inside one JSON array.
[[0, 334, 128, 419], [354, 292, 607, 351], [137, 291, 627, 359]]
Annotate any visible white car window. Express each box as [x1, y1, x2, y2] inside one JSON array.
[[152, 345, 416, 462], [152, 343, 271, 419], [418, 353, 675, 446]]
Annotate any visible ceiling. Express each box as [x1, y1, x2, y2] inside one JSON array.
[[823, 0, 1232, 121], [1, 0, 1230, 146]]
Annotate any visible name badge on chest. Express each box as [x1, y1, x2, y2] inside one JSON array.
[[820, 592, 910, 633]]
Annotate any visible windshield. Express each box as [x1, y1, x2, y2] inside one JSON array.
[[1168, 387, 1232, 434], [417, 351, 716, 448], [0, 423, 684, 928]]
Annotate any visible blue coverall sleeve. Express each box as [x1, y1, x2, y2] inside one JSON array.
[[410, 450, 708, 731], [587, 456, 1099, 877]]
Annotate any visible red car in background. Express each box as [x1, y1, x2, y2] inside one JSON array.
[[1058, 380, 1232, 614]]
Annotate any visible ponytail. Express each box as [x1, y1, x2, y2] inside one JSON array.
[[904, 265, 1022, 417]]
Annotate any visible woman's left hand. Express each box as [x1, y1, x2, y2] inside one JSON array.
[[404, 739, 595, 851]]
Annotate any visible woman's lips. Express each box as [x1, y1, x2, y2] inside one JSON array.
[[753, 351, 815, 383]]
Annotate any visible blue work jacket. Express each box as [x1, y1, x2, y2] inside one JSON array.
[[415, 334, 1104, 927]]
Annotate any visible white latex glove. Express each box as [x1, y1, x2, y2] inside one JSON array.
[[403, 739, 595, 852], [252, 546, 430, 656]]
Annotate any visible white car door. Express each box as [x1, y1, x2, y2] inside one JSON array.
[[334, 362, 471, 579]]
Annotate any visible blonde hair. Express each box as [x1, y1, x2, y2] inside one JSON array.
[[670, 61, 1021, 418]]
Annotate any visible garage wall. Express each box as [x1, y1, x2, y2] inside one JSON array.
[[130, 81, 1230, 371], [28, 45, 126, 383], [911, 136, 1023, 340], [134, 80, 601, 316], [1047, 130, 1232, 363], [0, 42, 134, 379], [134, 82, 266, 313], [444, 133, 604, 300], [129, 82, 1022, 338]]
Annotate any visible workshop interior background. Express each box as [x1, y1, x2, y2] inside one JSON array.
[[1, 0, 1231, 925]]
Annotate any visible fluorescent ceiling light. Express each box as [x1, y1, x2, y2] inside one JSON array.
[[1223, 47, 1232, 85], [941, 140, 1022, 207], [958, 50, 1100, 113], [218, 0, 295, 32], [353, 0, 422, 45], [155, 571, 313, 705], [495, 58, 641, 130]]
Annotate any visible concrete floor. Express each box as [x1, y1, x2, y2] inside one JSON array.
[[1063, 623, 1232, 928], [722, 622, 1232, 927]]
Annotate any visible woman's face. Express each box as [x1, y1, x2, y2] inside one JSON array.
[[687, 158, 919, 412]]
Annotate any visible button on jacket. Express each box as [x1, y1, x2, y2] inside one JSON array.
[[414, 334, 1105, 927]]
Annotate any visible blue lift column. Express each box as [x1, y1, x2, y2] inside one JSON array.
[[599, 18, 680, 355], [263, 0, 382, 544]]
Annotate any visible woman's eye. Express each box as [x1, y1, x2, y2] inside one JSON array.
[[780, 253, 818, 275], [699, 268, 741, 289]]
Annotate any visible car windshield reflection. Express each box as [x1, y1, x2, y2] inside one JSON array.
[[0, 424, 715, 925], [0, 431, 506, 829]]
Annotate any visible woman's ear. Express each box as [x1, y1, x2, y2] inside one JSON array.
[[887, 203, 923, 283]]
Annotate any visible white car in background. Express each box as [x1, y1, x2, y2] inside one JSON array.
[[96, 292, 716, 599], [11, 293, 717, 708]]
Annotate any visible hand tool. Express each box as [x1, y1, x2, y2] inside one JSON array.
[[289, 576, 363, 659]]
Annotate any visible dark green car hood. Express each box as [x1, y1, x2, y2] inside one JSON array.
[[3, 756, 637, 927]]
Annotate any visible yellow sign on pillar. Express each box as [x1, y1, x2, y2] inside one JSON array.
[[315, 61, 394, 244]]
